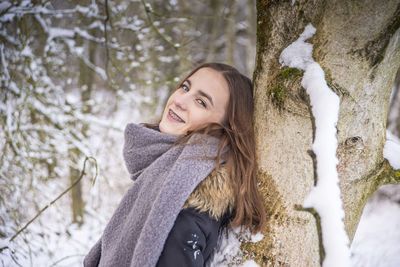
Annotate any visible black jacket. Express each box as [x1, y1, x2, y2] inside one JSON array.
[[156, 166, 235, 266]]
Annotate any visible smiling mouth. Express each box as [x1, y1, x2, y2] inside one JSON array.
[[168, 109, 185, 123]]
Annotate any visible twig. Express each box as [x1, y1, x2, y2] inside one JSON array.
[[3, 156, 98, 246], [49, 253, 86, 267], [140, 0, 180, 50]]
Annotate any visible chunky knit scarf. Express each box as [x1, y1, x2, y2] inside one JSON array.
[[84, 123, 224, 267]]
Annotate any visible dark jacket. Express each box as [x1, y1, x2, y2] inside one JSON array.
[[156, 166, 235, 266]]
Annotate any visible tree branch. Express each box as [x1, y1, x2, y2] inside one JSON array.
[[0, 156, 98, 253], [140, 0, 180, 50]]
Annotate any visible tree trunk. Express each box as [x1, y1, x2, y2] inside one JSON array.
[[205, 0, 222, 63], [68, 15, 96, 225], [248, 0, 400, 265], [225, 1, 237, 66], [245, 0, 257, 76]]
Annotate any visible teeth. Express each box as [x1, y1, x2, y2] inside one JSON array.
[[170, 110, 184, 122]]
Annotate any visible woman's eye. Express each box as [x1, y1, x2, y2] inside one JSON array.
[[180, 84, 206, 108], [197, 99, 207, 108], [182, 84, 189, 92]]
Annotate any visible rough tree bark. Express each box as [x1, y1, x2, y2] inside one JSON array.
[[247, 0, 400, 266]]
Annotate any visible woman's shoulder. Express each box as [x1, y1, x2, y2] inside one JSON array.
[[183, 165, 235, 221]]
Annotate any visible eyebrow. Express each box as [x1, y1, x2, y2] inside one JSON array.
[[186, 79, 214, 107]]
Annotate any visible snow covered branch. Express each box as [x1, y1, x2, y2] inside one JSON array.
[[5, 156, 97, 244]]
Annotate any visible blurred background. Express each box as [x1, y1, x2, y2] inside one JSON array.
[[0, 0, 399, 266], [0, 0, 258, 266]]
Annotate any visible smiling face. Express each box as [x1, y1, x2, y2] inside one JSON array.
[[159, 67, 230, 136]]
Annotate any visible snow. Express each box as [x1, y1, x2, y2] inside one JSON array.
[[241, 259, 259, 267], [115, 16, 144, 32], [210, 228, 244, 266], [0, 2, 12, 12], [279, 23, 351, 267], [249, 232, 264, 243], [209, 227, 263, 267], [279, 24, 316, 70], [384, 130, 400, 169], [0, 44, 10, 80], [48, 27, 75, 40], [351, 186, 400, 267], [0, 238, 10, 251]]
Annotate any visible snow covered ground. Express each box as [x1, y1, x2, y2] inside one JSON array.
[[351, 184, 400, 267]]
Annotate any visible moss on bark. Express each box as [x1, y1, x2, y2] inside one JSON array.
[[240, 170, 288, 266]]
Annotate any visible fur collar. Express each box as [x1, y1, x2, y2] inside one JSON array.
[[182, 165, 235, 221]]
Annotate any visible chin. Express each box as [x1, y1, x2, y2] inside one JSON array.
[[159, 120, 185, 136]]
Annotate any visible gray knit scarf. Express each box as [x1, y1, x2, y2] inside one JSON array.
[[83, 122, 224, 267]]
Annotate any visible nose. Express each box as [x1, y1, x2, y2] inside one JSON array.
[[173, 93, 188, 111]]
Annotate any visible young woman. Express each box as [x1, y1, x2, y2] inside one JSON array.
[[84, 62, 266, 267]]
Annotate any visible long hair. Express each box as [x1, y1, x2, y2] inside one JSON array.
[[144, 62, 266, 234]]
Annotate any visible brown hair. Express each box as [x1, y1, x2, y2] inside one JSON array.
[[145, 62, 265, 234]]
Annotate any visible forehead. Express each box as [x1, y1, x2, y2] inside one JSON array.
[[188, 67, 229, 98]]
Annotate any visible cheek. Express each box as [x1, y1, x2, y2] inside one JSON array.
[[203, 109, 225, 125], [218, 109, 227, 124], [188, 109, 214, 126]]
